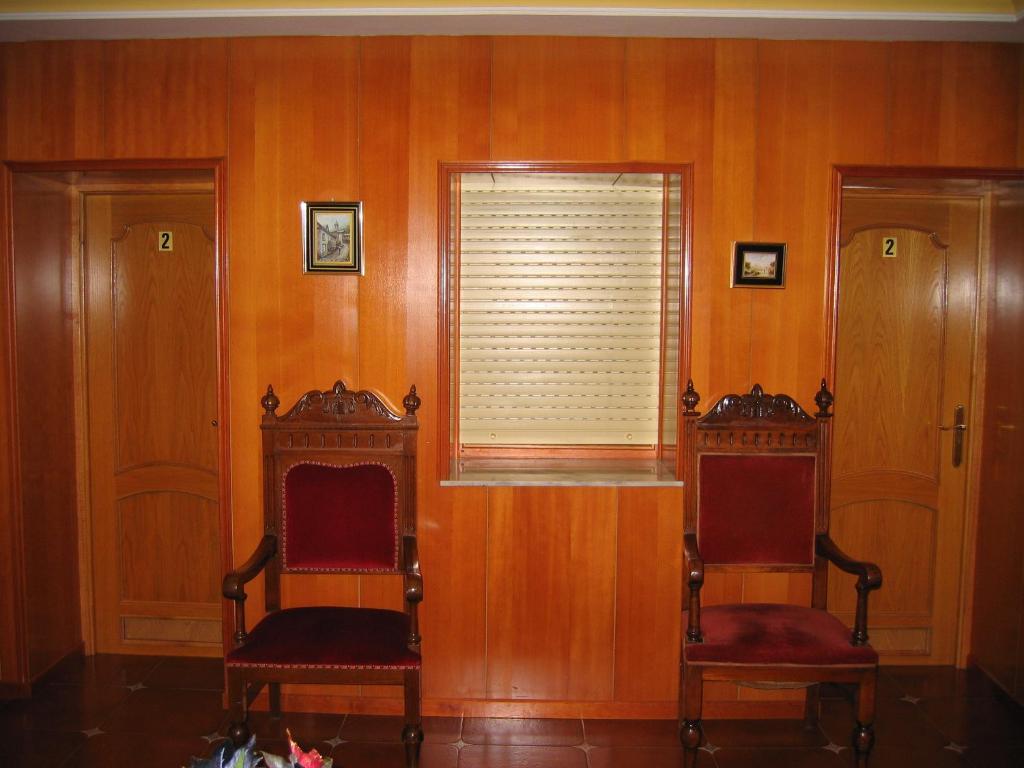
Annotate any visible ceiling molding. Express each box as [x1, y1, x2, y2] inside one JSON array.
[[0, 5, 1021, 41]]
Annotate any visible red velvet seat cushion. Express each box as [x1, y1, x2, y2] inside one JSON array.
[[226, 607, 420, 670], [684, 604, 877, 666], [283, 462, 398, 572]]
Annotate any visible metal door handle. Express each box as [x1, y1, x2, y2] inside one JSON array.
[[938, 404, 966, 468]]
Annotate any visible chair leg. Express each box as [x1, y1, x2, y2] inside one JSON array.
[[269, 682, 281, 719], [803, 683, 821, 731], [679, 662, 704, 766], [853, 672, 877, 767], [226, 675, 251, 748], [402, 668, 423, 768]]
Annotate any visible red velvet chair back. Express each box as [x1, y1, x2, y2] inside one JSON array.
[[261, 381, 420, 594], [282, 462, 399, 572], [684, 382, 832, 572], [697, 454, 816, 566]]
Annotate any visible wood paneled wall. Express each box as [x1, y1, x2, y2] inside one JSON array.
[[1, 37, 1022, 716]]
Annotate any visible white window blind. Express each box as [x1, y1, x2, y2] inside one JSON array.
[[457, 172, 674, 447]]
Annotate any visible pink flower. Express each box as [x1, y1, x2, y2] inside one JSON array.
[[287, 729, 326, 768]]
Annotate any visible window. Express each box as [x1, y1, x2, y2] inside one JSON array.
[[439, 163, 691, 479]]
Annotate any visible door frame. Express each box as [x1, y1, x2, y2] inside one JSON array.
[[1, 157, 231, 661], [824, 164, 1024, 667]]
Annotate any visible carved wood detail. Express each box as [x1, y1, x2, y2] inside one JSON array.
[[262, 380, 419, 425], [699, 384, 816, 426]]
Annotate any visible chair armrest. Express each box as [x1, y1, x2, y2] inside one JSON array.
[[815, 534, 882, 591], [683, 532, 704, 643], [403, 534, 423, 604], [683, 532, 704, 588], [222, 534, 277, 601], [816, 533, 882, 646], [403, 534, 422, 647]]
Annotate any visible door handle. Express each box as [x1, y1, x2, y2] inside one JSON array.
[[938, 404, 966, 468]]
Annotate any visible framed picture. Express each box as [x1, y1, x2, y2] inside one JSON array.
[[731, 242, 786, 288], [301, 201, 364, 274]]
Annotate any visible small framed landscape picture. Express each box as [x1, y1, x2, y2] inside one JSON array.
[[731, 242, 786, 288], [301, 201, 364, 274]]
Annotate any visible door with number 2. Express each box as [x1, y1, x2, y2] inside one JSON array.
[[830, 192, 981, 664], [83, 192, 221, 656]]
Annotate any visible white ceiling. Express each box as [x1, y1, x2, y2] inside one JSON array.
[[0, 5, 1022, 42]]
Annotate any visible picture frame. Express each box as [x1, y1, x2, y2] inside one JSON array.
[[731, 242, 786, 288], [301, 201, 364, 274]]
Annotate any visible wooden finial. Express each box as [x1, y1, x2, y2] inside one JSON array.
[[682, 379, 700, 413], [815, 379, 834, 417], [261, 385, 280, 415], [403, 385, 421, 416]]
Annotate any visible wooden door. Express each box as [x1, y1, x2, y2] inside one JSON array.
[[83, 193, 221, 656], [830, 194, 981, 664]]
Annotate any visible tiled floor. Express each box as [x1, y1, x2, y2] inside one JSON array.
[[1, 654, 1022, 767]]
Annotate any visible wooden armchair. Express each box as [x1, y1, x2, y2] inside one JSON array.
[[679, 381, 882, 767], [223, 380, 424, 767]]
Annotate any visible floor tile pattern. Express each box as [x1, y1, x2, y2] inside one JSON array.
[[1, 655, 1021, 767]]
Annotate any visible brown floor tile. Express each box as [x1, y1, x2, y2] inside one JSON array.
[[583, 718, 680, 747], [883, 666, 1004, 700], [0, 683, 131, 731], [0, 725, 85, 764], [701, 718, 828, 748], [99, 688, 225, 738], [863, 745, 968, 768], [340, 713, 413, 743], [818, 697, 948, 752], [963, 744, 1024, 768], [918, 695, 1024, 746], [329, 740, 456, 768], [458, 744, 588, 768], [243, 708, 345, 746], [424, 715, 462, 743], [70, 731, 209, 768], [712, 747, 845, 768], [144, 656, 225, 691], [589, 745, 692, 768], [39, 653, 162, 688], [462, 717, 584, 746]]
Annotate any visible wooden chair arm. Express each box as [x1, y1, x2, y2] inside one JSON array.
[[403, 534, 423, 604], [815, 533, 882, 646], [683, 532, 704, 643], [222, 534, 277, 601], [403, 534, 422, 647]]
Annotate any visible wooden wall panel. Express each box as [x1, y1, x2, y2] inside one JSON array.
[[703, 40, 758, 401], [888, 43, 945, 164], [12, 177, 81, 677], [751, 41, 832, 398], [0, 161, 25, 688], [970, 188, 1024, 698], [1019, 48, 1024, 166], [940, 43, 1020, 167], [102, 39, 229, 158], [3, 41, 103, 160], [486, 487, 616, 703], [406, 37, 492, 702], [828, 42, 891, 166], [491, 37, 626, 161], [614, 487, 684, 703]]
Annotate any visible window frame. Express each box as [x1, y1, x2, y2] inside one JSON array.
[[437, 161, 693, 479]]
